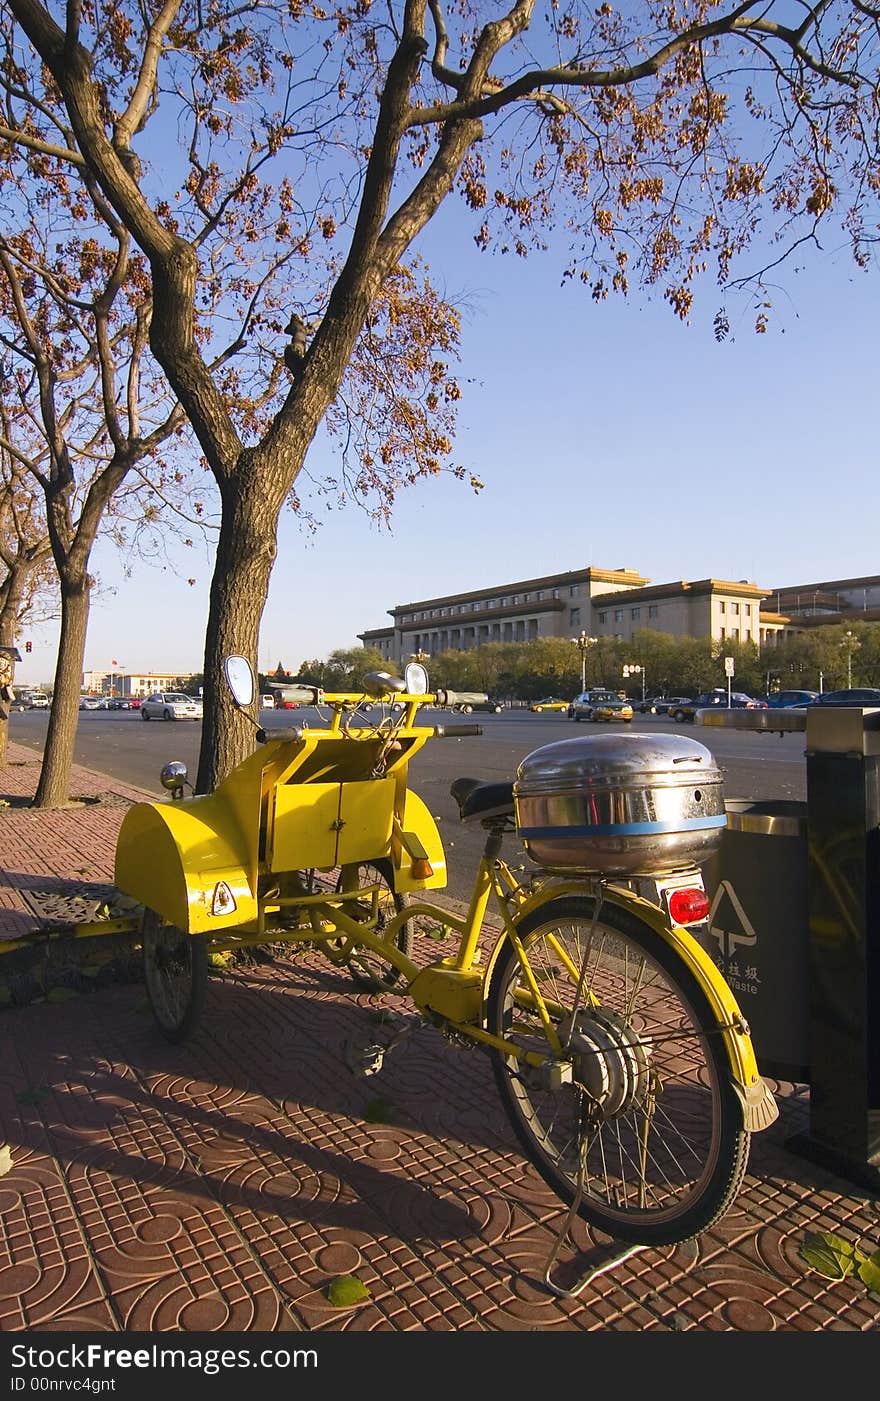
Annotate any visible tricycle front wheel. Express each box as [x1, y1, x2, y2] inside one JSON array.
[[142, 909, 208, 1042]]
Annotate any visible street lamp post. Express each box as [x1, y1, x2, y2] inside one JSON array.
[[841, 630, 860, 689], [572, 632, 598, 691]]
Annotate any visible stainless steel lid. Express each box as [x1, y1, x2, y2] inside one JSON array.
[[514, 732, 721, 798]]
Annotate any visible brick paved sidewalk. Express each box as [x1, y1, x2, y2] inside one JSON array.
[[0, 741, 878, 1333]]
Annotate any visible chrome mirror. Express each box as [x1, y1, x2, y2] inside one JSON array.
[[404, 661, 429, 694], [160, 761, 189, 795], [224, 654, 255, 707]]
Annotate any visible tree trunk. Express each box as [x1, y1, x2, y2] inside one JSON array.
[[32, 573, 90, 808], [195, 464, 286, 793], [0, 567, 29, 766]]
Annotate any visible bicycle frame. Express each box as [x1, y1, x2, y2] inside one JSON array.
[[114, 666, 775, 1131]]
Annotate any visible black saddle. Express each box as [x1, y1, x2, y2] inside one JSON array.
[[450, 777, 515, 825]]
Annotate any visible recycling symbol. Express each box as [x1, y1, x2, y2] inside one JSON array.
[[707, 880, 758, 960]]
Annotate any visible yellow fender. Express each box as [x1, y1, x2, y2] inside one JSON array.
[[114, 791, 259, 934], [484, 880, 778, 1133], [390, 788, 447, 892]]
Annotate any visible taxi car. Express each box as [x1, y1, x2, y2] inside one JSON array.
[[589, 696, 634, 723], [529, 697, 569, 713]]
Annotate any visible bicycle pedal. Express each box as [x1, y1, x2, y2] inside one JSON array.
[[343, 1040, 386, 1077]]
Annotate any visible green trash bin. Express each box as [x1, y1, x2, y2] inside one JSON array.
[[699, 799, 810, 1084]]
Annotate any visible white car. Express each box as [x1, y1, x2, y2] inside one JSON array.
[[79, 695, 102, 710], [29, 691, 49, 709], [260, 694, 275, 708], [140, 691, 203, 721]]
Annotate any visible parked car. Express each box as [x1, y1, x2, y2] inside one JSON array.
[[568, 688, 618, 721], [668, 691, 767, 722], [260, 694, 275, 708], [451, 696, 503, 714], [804, 688, 880, 707], [140, 691, 203, 721], [29, 691, 49, 709], [107, 698, 132, 710], [760, 690, 819, 708], [529, 697, 569, 713], [651, 696, 693, 715], [79, 695, 102, 710], [129, 698, 142, 709], [634, 695, 666, 714]]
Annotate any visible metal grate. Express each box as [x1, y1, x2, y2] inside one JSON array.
[[17, 881, 128, 927]]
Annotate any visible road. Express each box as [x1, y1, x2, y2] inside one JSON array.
[[8, 706, 809, 902]]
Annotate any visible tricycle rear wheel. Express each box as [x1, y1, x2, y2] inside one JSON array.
[[335, 860, 413, 992], [142, 909, 208, 1042]]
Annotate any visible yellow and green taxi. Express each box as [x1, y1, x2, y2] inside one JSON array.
[[529, 697, 570, 713], [590, 697, 634, 723]]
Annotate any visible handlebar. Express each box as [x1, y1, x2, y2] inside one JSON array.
[[434, 690, 488, 707], [431, 724, 483, 737], [257, 726, 307, 743], [270, 685, 323, 705]]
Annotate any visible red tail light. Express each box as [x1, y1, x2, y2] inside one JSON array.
[[667, 887, 710, 925]]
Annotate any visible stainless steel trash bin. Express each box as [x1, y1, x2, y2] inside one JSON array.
[[699, 798, 810, 1083]]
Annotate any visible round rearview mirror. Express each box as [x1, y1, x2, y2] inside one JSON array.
[[224, 654, 255, 707], [160, 761, 188, 791], [404, 661, 429, 695]]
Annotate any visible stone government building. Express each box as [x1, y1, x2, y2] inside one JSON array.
[[358, 566, 880, 666]]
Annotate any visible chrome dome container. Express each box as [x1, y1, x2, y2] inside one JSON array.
[[514, 732, 726, 875]]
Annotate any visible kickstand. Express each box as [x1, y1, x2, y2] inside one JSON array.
[[542, 1223, 646, 1299], [541, 1106, 647, 1299]]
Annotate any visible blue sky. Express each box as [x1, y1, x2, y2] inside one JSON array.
[[16, 199, 877, 686]]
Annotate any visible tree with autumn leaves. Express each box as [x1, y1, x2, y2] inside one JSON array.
[[2, 0, 878, 796]]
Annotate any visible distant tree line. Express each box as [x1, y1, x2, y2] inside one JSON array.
[[293, 624, 880, 703]]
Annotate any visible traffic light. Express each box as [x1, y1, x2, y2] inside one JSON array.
[[25, 641, 32, 653]]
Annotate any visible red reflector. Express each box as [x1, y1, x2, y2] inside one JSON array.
[[668, 887, 710, 925]]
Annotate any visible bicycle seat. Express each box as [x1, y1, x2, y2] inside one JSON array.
[[362, 670, 408, 696], [451, 777, 515, 824]]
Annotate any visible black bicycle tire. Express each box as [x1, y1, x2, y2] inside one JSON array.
[[335, 859, 413, 992], [487, 894, 750, 1246], [142, 909, 209, 1042]]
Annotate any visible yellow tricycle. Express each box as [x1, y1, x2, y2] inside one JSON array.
[[113, 656, 777, 1252]]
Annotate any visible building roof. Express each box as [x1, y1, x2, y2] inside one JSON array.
[[593, 577, 768, 605], [389, 565, 650, 616]]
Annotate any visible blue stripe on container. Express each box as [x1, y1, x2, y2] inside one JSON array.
[[518, 815, 727, 838]]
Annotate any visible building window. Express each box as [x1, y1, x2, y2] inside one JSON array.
[[535, 590, 544, 600], [731, 602, 739, 615], [552, 588, 560, 599], [570, 585, 579, 597], [648, 605, 658, 619], [598, 612, 607, 624], [719, 600, 726, 613], [631, 607, 640, 620], [744, 603, 751, 617], [614, 609, 623, 622], [569, 607, 580, 628]]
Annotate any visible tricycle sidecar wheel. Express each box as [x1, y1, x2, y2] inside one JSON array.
[[142, 909, 208, 1042], [336, 859, 413, 992]]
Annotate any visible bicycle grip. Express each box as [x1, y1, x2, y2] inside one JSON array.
[[432, 724, 483, 738], [435, 690, 488, 707], [270, 685, 322, 705], [256, 726, 306, 744]]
